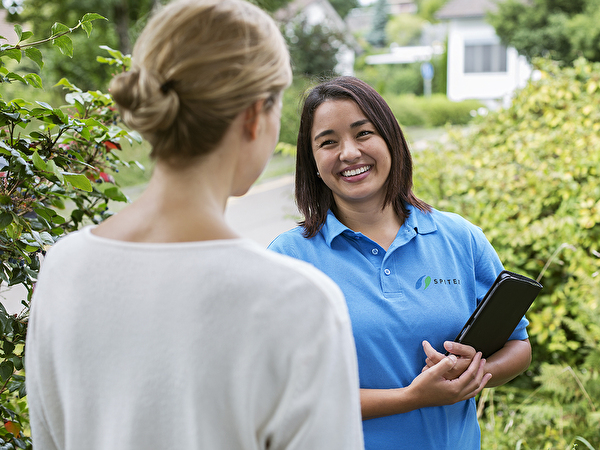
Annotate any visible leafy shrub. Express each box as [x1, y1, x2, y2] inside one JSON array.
[[355, 61, 423, 96], [1, 18, 141, 448], [384, 94, 429, 126], [412, 57, 600, 448], [385, 93, 482, 127]]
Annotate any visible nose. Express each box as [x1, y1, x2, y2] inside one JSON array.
[[339, 140, 361, 162]]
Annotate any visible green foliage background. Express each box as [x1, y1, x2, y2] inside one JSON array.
[[413, 58, 599, 448], [1, 18, 141, 448], [488, 0, 600, 64]]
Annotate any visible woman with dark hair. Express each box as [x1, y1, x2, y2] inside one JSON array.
[[269, 76, 531, 449]]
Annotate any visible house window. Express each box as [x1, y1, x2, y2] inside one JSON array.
[[464, 43, 507, 73]]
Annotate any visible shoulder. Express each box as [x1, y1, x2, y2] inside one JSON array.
[[268, 226, 325, 259], [236, 241, 349, 322], [40, 227, 90, 265], [428, 208, 490, 244]]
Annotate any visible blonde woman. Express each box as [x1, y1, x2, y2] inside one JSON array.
[[25, 1, 363, 449]]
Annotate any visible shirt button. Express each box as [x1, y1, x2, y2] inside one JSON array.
[[371, 248, 379, 255], [384, 269, 391, 276]]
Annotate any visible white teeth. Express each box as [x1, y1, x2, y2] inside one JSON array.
[[341, 166, 371, 177]]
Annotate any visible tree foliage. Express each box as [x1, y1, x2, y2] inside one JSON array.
[[366, 0, 389, 48], [284, 17, 345, 77], [7, 0, 165, 90], [385, 13, 424, 47], [413, 57, 600, 448], [488, 0, 600, 64], [328, 0, 360, 20], [415, 0, 449, 23], [1, 18, 141, 448]]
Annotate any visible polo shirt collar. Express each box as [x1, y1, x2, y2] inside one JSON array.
[[321, 204, 437, 248]]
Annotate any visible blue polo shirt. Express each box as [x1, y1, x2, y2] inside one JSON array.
[[268, 205, 528, 450]]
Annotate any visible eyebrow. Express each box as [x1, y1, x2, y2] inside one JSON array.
[[313, 119, 371, 142]]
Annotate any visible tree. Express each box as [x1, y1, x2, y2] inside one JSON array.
[[8, 0, 166, 90], [284, 17, 345, 77], [366, 0, 389, 48], [328, 0, 360, 20], [251, 0, 292, 13], [488, 0, 600, 64], [386, 13, 424, 46], [415, 0, 449, 23], [1, 18, 141, 448]]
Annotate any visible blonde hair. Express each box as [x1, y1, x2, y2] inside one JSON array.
[[109, 0, 292, 161]]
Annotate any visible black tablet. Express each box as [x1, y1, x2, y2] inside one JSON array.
[[451, 270, 542, 358]]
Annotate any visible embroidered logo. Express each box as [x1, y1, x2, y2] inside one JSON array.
[[415, 275, 431, 290], [415, 275, 463, 290]]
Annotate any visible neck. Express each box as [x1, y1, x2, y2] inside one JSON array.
[[333, 201, 402, 251], [93, 143, 242, 243]]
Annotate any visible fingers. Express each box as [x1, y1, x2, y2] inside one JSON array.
[[422, 340, 444, 368], [455, 352, 492, 400], [444, 341, 477, 358], [423, 353, 458, 378]]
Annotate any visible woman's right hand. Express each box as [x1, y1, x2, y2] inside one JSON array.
[[360, 352, 492, 419], [407, 351, 492, 408]]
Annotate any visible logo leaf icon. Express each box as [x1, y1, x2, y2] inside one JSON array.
[[415, 275, 432, 290], [424, 276, 431, 290]]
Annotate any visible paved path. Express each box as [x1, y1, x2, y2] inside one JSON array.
[[0, 175, 299, 316]]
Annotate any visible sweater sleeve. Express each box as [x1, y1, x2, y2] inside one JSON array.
[[26, 293, 61, 450], [266, 285, 364, 450]]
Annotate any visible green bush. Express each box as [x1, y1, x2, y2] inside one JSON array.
[[1, 19, 141, 448], [355, 61, 423, 96], [412, 57, 600, 449], [385, 93, 482, 127]]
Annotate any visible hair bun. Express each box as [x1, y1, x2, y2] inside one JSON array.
[[109, 67, 180, 134]]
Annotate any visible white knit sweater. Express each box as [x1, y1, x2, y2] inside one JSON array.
[[26, 227, 363, 449]]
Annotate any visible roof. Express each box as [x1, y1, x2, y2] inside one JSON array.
[[436, 0, 498, 19]]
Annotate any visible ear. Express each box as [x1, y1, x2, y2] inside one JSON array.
[[243, 99, 266, 141]]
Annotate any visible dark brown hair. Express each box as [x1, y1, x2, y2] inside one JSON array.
[[295, 76, 431, 237]]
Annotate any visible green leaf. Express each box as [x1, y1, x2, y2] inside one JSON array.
[[46, 160, 64, 183], [36, 101, 53, 110], [5, 71, 26, 83], [0, 360, 14, 382], [102, 186, 128, 202], [99, 45, 124, 59], [55, 77, 81, 92], [14, 24, 23, 40], [20, 31, 34, 41], [51, 22, 70, 35], [32, 151, 47, 171], [24, 47, 43, 69], [63, 173, 92, 192], [81, 21, 93, 38], [0, 212, 13, 230], [50, 198, 65, 209], [53, 35, 73, 58], [3, 339, 15, 355], [2, 48, 22, 63], [81, 13, 107, 23], [24, 73, 43, 89]]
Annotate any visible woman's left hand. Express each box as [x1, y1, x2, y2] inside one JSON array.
[[422, 340, 477, 380]]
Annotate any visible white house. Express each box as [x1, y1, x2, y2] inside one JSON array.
[[436, 0, 532, 108], [275, 0, 357, 76]]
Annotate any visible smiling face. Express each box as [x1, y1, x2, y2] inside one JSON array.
[[311, 99, 392, 210]]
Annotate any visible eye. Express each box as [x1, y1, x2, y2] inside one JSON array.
[[318, 139, 336, 148], [357, 130, 373, 138]]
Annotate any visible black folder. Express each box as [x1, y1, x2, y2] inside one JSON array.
[[451, 270, 542, 358]]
